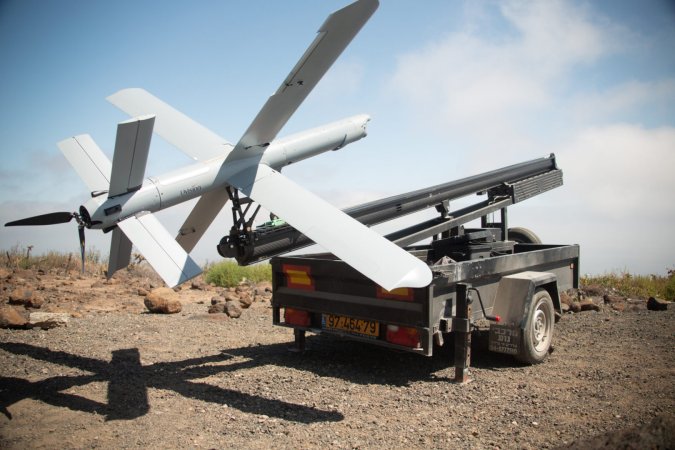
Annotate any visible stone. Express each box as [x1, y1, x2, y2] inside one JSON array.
[[603, 294, 624, 304], [580, 300, 601, 312], [28, 312, 70, 329], [137, 288, 149, 297], [560, 291, 574, 306], [569, 302, 582, 313], [225, 301, 242, 318], [238, 293, 253, 309], [560, 302, 570, 313], [235, 285, 249, 295], [225, 293, 239, 303], [8, 288, 33, 304], [191, 279, 207, 290], [647, 297, 670, 311], [211, 296, 225, 305], [611, 302, 626, 312], [208, 303, 226, 314], [0, 306, 27, 328], [144, 288, 182, 314], [90, 281, 105, 288], [8, 288, 43, 308], [256, 281, 273, 294]]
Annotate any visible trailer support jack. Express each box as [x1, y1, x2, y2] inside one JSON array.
[[454, 283, 472, 383]]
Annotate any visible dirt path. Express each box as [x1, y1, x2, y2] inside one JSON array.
[[1, 272, 673, 449]]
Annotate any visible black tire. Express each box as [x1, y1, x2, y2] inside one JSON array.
[[508, 227, 542, 244], [516, 289, 554, 364]]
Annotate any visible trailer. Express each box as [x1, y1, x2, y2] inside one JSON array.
[[226, 154, 579, 380]]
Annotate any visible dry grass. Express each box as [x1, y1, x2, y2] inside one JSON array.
[[2, 244, 107, 275], [581, 270, 675, 301]]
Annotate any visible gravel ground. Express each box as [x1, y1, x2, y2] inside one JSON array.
[[1, 278, 674, 449]]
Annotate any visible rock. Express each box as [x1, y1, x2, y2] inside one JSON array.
[[137, 288, 149, 297], [580, 300, 601, 312], [90, 281, 105, 288], [560, 291, 574, 306], [239, 293, 253, 309], [256, 281, 273, 294], [225, 293, 239, 303], [647, 297, 670, 311], [28, 312, 70, 329], [225, 301, 242, 318], [208, 303, 226, 314], [144, 288, 182, 314], [561, 302, 570, 313], [8, 287, 33, 304], [569, 302, 582, 313], [211, 296, 225, 305], [8, 288, 43, 308], [0, 306, 27, 328], [191, 279, 207, 290], [582, 284, 605, 296], [603, 294, 624, 304], [611, 302, 626, 312], [235, 285, 249, 295]]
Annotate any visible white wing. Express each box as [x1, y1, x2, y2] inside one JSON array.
[[58, 135, 112, 193], [117, 213, 202, 287], [228, 164, 432, 291], [228, 0, 379, 159], [107, 88, 232, 161]]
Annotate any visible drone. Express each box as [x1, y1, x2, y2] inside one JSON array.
[[5, 0, 431, 291]]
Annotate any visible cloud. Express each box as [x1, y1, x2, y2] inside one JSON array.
[[568, 79, 675, 124], [559, 124, 675, 221], [387, 0, 618, 147]]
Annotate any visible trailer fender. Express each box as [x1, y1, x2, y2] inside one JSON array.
[[488, 271, 559, 356]]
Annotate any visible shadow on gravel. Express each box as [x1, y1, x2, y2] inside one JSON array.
[[217, 331, 524, 387], [0, 342, 343, 423]]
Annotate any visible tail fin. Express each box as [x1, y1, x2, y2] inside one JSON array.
[[60, 116, 200, 286], [117, 213, 202, 286]]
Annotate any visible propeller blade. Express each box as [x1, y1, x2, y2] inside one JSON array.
[[5, 212, 74, 227], [78, 226, 86, 273]]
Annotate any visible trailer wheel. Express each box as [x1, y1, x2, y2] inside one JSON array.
[[508, 227, 542, 244], [517, 289, 554, 364]]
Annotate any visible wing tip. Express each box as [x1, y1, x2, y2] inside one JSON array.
[[386, 264, 433, 291]]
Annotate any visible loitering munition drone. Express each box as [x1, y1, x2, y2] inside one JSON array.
[[5, 0, 432, 291]]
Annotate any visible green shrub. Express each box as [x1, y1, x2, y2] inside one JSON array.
[[205, 260, 272, 287]]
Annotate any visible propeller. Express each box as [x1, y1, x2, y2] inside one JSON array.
[[5, 211, 89, 273], [5, 212, 75, 226]]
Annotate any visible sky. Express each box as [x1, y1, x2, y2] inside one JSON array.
[[1, 0, 674, 276]]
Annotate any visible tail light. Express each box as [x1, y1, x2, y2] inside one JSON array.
[[284, 308, 311, 327], [386, 324, 421, 348]]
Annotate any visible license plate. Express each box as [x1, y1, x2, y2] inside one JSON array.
[[322, 314, 379, 337], [488, 324, 521, 355]]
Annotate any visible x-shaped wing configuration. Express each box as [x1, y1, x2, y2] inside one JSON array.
[[5, 0, 432, 291]]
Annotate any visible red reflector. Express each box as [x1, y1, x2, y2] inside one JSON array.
[[494, 315, 501, 323], [282, 264, 315, 291], [284, 308, 311, 327], [376, 286, 414, 301], [385, 325, 421, 348]]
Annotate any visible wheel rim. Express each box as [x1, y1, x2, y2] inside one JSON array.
[[530, 300, 552, 353]]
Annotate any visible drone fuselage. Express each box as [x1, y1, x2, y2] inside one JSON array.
[[83, 114, 370, 231]]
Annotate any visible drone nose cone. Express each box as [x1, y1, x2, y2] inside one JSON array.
[[79, 205, 92, 227]]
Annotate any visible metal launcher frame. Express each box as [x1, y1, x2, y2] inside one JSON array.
[[218, 154, 563, 264]]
